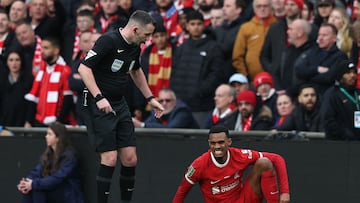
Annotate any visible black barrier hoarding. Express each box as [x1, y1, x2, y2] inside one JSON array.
[[1, 134, 359, 203]]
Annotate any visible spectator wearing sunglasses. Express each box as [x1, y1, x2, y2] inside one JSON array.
[[132, 88, 199, 128]]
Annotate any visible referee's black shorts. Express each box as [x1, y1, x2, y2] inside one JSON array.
[[82, 97, 136, 152]]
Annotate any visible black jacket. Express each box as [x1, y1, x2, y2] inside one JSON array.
[[170, 35, 224, 111], [322, 85, 360, 140], [277, 103, 324, 132], [295, 44, 348, 95]]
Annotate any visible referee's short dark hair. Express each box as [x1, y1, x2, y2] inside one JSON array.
[[186, 10, 204, 22], [129, 10, 156, 27], [209, 125, 230, 138]]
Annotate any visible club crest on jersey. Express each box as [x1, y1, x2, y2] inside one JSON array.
[[111, 59, 124, 72]]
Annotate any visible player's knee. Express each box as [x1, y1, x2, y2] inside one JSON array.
[[101, 151, 118, 166], [121, 154, 137, 167], [254, 157, 273, 172]]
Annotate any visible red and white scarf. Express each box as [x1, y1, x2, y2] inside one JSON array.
[[25, 57, 73, 124], [242, 115, 253, 131], [212, 108, 232, 124], [100, 14, 119, 33], [32, 35, 42, 76], [148, 43, 172, 97]]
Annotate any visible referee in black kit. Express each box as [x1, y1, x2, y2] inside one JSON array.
[[78, 10, 164, 203]]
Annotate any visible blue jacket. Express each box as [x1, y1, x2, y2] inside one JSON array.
[[27, 150, 84, 203], [144, 100, 199, 128]]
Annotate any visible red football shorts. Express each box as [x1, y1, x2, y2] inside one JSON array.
[[238, 178, 263, 203]]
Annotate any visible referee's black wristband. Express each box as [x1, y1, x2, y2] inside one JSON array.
[[94, 94, 105, 103], [146, 95, 155, 102]]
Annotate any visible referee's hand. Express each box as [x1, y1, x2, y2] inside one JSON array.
[[96, 98, 114, 114], [149, 99, 164, 118]]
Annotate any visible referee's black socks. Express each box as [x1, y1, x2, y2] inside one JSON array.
[[120, 165, 136, 201], [97, 164, 114, 203]]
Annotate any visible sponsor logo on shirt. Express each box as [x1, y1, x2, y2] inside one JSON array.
[[211, 180, 240, 194]]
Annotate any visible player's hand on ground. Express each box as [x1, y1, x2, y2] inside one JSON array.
[[280, 193, 290, 203], [149, 99, 164, 118], [96, 98, 114, 114]]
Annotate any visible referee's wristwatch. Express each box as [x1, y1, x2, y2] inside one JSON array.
[[146, 95, 155, 102], [94, 93, 105, 103]]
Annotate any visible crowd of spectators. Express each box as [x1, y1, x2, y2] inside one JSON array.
[[0, 0, 359, 140]]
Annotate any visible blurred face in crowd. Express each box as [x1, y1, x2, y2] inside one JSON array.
[[158, 90, 176, 114], [156, 0, 172, 10], [254, 0, 272, 20], [76, 15, 94, 32], [30, 0, 48, 21], [354, 0, 360, 21], [79, 32, 93, 53], [187, 19, 205, 40], [276, 94, 294, 117], [1, 0, 15, 7], [152, 31, 168, 50], [287, 19, 307, 45], [198, 0, 217, 12], [178, 13, 188, 30], [272, 0, 285, 12], [208, 132, 231, 164], [100, 0, 118, 16], [222, 0, 242, 22], [46, 0, 55, 15], [301, 3, 312, 21], [340, 69, 357, 87], [9, 0, 27, 24], [284, 0, 301, 19], [317, 3, 332, 18], [298, 87, 317, 111], [214, 85, 234, 112], [317, 25, 337, 50], [41, 40, 59, 64], [231, 82, 249, 94], [210, 8, 224, 28], [7, 52, 22, 74], [16, 23, 36, 47], [238, 101, 254, 118], [90, 33, 102, 48], [256, 83, 272, 98], [118, 0, 132, 11], [328, 9, 346, 31], [0, 12, 9, 35]]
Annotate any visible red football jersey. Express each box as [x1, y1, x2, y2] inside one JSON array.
[[183, 147, 261, 203]]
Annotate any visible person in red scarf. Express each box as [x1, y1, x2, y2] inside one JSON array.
[[25, 37, 75, 127], [204, 84, 237, 129], [222, 90, 274, 131], [62, 9, 95, 65], [128, 23, 174, 121], [94, 0, 128, 33], [274, 93, 294, 127]]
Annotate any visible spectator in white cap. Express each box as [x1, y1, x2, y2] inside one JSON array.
[[228, 73, 249, 95]]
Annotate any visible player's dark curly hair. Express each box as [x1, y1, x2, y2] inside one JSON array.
[[209, 125, 230, 138]]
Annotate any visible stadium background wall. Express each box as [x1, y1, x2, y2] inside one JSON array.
[[0, 132, 359, 203]]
